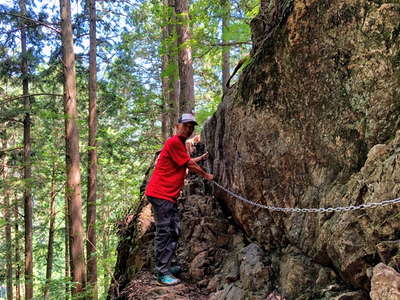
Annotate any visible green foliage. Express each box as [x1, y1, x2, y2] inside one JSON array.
[[222, 22, 251, 42]]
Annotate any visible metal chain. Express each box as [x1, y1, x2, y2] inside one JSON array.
[[212, 181, 400, 213]]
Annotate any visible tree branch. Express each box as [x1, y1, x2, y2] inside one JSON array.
[[210, 41, 252, 47], [13, 207, 25, 219], [0, 22, 55, 37], [1, 93, 64, 105], [195, 47, 214, 59], [0, 12, 61, 34], [0, 147, 23, 153], [0, 118, 23, 124]]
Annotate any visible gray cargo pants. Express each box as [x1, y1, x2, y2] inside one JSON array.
[[147, 196, 181, 276]]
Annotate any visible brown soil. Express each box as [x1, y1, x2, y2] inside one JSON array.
[[119, 271, 210, 300]]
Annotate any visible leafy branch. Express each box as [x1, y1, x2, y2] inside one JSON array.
[[0, 93, 64, 106], [0, 12, 61, 34]]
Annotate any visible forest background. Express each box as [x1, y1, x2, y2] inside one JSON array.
[[0, 0, 257, 299]]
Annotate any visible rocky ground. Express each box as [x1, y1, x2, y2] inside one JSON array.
[[117, 271, 209, 300], [117, 270, 288, 300]]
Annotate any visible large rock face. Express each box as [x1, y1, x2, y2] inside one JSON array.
[[203, 0, 400, 298], [108, 1, 400, 299]]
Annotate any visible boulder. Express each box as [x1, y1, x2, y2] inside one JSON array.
[[370, 263, 400, 300], [279, 247, 337, 298], [238, 243, 270, 291], [203, 0, 400, 295]]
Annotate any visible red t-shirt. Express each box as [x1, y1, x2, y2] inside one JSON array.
[[145, 135, 191, 202]]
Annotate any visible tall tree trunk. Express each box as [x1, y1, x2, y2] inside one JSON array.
[[221, 0, 230, 94], [161, 47, 169, 141], [14, 192, 21, 300], [175, 0, 195, 115], [2, 131, 13, 300], [87, 0, 98, 298], [19, 0, 33, 298], [59, 0, 86, 295], [161, 0, 170, 141], [43, 163, 57, 300], [167, 0, 180, 135]]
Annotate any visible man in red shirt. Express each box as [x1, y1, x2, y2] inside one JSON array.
[[146, 113, 213, 286]]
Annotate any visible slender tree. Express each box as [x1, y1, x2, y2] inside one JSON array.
[[14, 192, 21, 300], [19, 0, 33, 298], [221, 0, 230, 93], [64, 194, 70, 300], [100, 203, 111, 295], [87, 0, 98, 298], [59, 0, 86, 295], [161, 22, 169, 141], [2, 129, 13, 300], [161, 0, 171, 141], [175, 0, 194, 114], [167, 0, 180, 135], [43, 163, 58, 300]]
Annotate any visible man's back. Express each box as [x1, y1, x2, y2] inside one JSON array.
[[145, 135, 190, 202]]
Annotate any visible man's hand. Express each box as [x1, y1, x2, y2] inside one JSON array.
[[192, 152, 209, 163], [187, 159, 213, 181], [201, 152, 209, 161]]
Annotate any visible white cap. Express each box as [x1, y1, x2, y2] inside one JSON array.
[[178, 113, 198, 125]]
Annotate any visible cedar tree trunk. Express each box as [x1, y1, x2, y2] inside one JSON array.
[[2, 133, 13, 300], [43, 164, 57, 299], [175, 0, 195, 115], [59, 0, 86, 295], [14, 192, 21, 300], [19, 0, 33, 298], [221, 0, 230, 94], [161, 12, 169, 142], [167, 0, 180, 134], [87, 0, 98, 298]]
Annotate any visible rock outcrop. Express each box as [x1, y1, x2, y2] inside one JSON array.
[[203, 0, 400, 298], [108, 0, 400, 299]]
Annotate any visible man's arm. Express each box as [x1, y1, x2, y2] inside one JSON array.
[[187, 159, 213, 181], [191, 152, 209, 163]]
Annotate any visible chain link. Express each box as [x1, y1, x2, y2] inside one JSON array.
[[212, 181, 400, 213]]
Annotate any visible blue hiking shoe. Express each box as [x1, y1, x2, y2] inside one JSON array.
[[157, 274, 181, 286], [170, 265, 181, 275]]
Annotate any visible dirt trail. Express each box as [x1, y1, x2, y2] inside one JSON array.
[[118, 271, 209, 300]]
